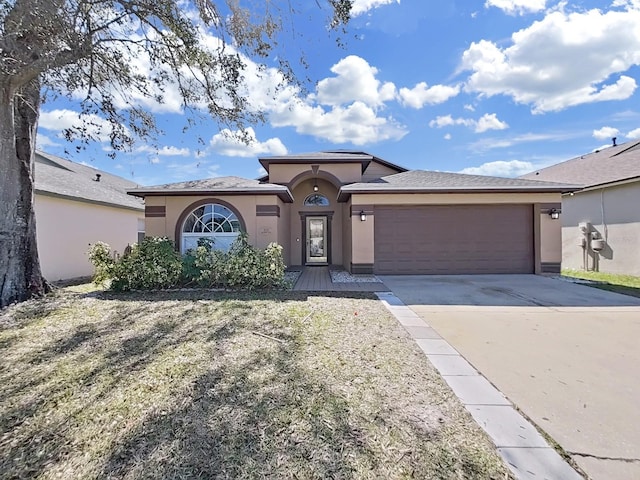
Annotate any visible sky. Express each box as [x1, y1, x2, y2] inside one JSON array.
[[36, 0, 640, 186]]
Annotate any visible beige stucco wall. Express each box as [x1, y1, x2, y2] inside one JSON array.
[[35, 194, 142, 281], [342, 202, 353, 270], [277, 199, 292, 266], [361, 161, 401, 182], [560, 182, 640, 275], [268, 163, 362, 186], [540, 213, 562, 264]]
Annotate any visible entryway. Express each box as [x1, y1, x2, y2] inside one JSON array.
[[305, 216, 328, 265]]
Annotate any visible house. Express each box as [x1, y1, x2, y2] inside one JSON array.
[[520, 139, 640, 276], [35, 151, 145, 281], [128, 151, 575, 275]]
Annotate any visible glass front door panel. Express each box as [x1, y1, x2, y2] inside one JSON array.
[[306, 217, 327, 264]]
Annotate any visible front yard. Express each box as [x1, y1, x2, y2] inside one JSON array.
[[0, 287, 510, 479]]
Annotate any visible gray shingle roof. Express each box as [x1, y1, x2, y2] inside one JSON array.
[[519, 140, 640, 188], [258, 150, 408, 174], [35, 151, 144, 211], [128, 176, 294, 202], [337, 169, 578, 200]]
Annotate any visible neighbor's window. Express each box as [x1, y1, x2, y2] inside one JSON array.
[[182, 203, 241, 253], [304, 193, 330, 206]]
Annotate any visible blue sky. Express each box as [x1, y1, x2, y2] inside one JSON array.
[[37, 0, 640, 186]]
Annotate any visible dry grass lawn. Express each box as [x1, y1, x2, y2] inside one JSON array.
[[0, 286, 511, 479]]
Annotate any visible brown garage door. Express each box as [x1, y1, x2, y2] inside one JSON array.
[[374, 205, 534, 274]]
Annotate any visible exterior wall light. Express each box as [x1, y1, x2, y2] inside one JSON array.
[[313, 184, 319, 192], [549, 209, 560, 220], [360, 210, 366, 221]]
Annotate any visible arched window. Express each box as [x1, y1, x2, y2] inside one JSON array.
[[181, 203, 241, 253], [304, 193, 330, 206]]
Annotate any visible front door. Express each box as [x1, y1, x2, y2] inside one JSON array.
[[306, 216, 328, 264]]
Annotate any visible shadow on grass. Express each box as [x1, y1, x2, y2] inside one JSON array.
[[100, 340, 377, 478], [1, 290, 507, 479]]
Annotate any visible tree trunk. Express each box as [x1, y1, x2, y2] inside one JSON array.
[[0, 79, 48, 309]]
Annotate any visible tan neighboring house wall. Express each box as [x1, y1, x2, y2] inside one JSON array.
[[560, 181, 640, 276], [35, 194, 141, 281]]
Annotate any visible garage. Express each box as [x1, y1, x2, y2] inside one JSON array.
[[374, 204, 534, 274]]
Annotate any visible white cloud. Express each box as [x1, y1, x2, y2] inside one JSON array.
[[398, 82, 460, 109], [484, 0, 546, 15], [461, 5, 640, 113], [459, 160, 537, 177], [444, 133, 452, 140], [149, 157, 161, 164], [272, 100, 407, 145], [626, 127, 640, 139], [39, 109, 122, 143], [592, 126, 620, 140], [351, 0, 400, 16], [429, 115, 474, 128], [137, 145, 191, 156], [468, 131, 579, 152], [429, 113, 508, 132], [209, 127, 288, 157], [36, 134, 60, 149], [475, 113, 509, 133], [315, 55, 396, 107], [464, 104, 476, 112]]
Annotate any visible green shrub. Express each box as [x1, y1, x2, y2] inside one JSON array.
[[182, 234, 286, 289], [88, 237, 182, 291], [87, 241, 115, 286], [90, 235, 286, 291]]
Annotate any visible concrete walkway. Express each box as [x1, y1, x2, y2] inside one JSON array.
[[376, 290, 584, 480], [381, 275, 640, 480], [292, 266, 388, 292]]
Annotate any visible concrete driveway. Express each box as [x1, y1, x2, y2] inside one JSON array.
[[380, 274, 640, 480]]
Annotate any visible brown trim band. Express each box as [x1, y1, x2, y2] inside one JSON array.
[[145, 206, 166, 218], [541, 262, 561, 274], [351, 205, 374, 216], [256, 205, 280, 217], [350, 263, 374, 274]]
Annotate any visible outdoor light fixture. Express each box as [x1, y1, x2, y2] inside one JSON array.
[[549, 208, 560, 220], [313, 184, 319, 192], [360, 210, 366, 221]]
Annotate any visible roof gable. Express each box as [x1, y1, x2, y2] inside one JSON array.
[[258, 150, 407, 175], [519, 140, 640, 188]]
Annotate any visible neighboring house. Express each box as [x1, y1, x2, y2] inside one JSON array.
[[129, 151, 574, 275], [520, 139, 640, 276], [35, 151, 145, 281]]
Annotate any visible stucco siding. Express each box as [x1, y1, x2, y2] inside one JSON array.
[[268, 163, 361, 185], [561, 182, 640, 275], [540, 213, 562, 264], [361, 161, 402, 182], [35, 194, 141, 281], [342, 202, 353, 270]]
